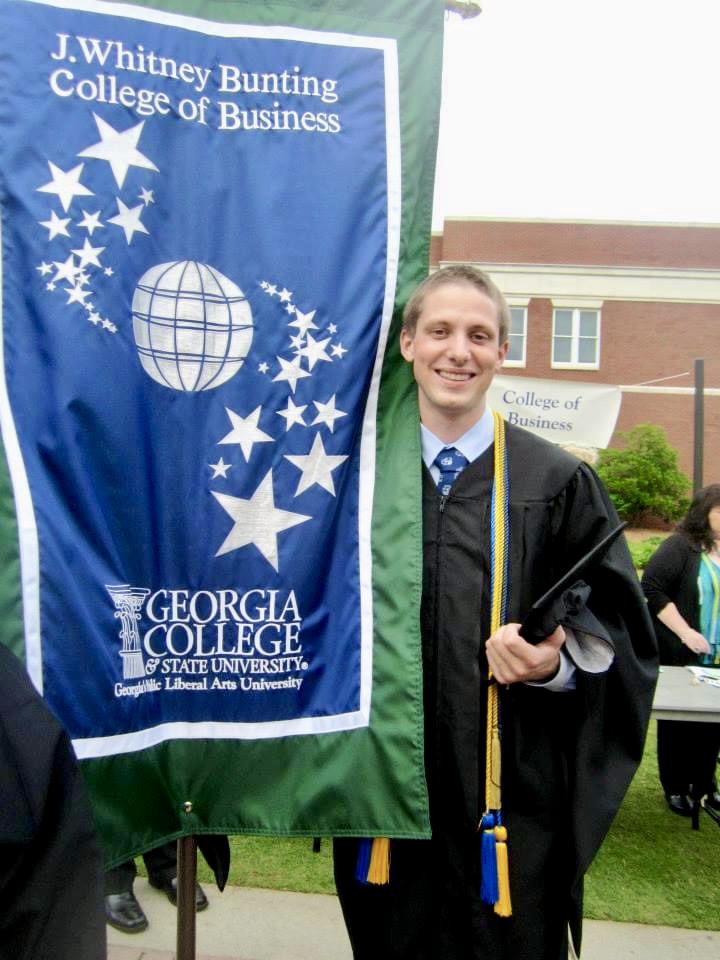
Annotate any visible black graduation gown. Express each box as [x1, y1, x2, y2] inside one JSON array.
[[334, 424, 657, 960], [0, 643, 106, 960]]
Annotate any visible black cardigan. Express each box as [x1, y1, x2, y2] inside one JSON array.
[[641, 532, 702, 666]]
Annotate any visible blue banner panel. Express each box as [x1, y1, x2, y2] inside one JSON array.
[[0, 0, 401, 756]]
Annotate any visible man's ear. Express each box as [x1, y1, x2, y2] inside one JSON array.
[[495, 340, 509, 371], [399, 328, 414, 362]]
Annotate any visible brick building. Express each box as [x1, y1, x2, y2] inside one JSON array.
[[430, 218, 720, 484]]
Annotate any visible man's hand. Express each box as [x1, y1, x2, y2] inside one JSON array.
[[485, 623, 566, 685]]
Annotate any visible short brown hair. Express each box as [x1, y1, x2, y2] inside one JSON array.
[[402, 265, 510, 344]]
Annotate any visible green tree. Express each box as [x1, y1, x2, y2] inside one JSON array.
[[596, 424, 690, 525]]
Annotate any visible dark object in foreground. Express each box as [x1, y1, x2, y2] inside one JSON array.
[[0, 643, 105, 958]]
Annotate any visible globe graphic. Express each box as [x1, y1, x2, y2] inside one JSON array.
[[131, 261, 253, 391]]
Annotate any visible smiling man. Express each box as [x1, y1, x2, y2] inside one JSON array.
[[333, 266, 657, 960]]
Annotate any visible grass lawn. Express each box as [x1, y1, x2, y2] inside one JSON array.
[[196, 724, 720, 929], [584, 722, 719, 929]]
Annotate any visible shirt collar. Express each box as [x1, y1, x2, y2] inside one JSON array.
[[420, 407, 495, 469]]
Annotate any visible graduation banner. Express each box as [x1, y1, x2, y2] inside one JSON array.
[[0, 0, 442, 864], [488, 375, 622, 449]]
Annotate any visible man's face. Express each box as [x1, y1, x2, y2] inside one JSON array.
[[399, 281, 508, 437]]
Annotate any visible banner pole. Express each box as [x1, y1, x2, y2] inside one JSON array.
[[693, 358, 704, 493], [176, 836, 198, 960]]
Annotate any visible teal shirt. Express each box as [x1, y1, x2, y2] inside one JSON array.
[[698, 553, 720, 665]]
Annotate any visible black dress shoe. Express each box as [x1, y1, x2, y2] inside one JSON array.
[[105, 891, 149, 932], [149, 875, 209, 911], [705, 791, 720, 811], [666, 793, 692, 816]]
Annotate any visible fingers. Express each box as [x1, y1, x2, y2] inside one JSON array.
[[485, 623, 565, 685], [681, 629, 711, 656]]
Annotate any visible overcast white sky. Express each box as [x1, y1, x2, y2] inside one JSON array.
[[433, 0, 720, 228]]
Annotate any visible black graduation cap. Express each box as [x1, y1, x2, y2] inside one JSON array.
[[519, 522, 628, 655]]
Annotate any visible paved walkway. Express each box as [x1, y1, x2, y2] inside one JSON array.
[[106, 879, 720, 960]]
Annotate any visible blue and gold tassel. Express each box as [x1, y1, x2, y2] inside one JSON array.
[[355, 836, 391, 885]]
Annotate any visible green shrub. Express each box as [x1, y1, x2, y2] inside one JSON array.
[[596, 424, 690, 525], [627, 536, 667, 572]]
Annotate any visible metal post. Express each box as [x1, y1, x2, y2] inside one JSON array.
[[693, 358, 704, 493], [176, 836, 198, 960]]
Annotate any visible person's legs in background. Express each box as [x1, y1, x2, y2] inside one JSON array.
[[105, 858, 148, 933], [146, 841, 209, 911], [657, 719, 693, 816], [105, 841, 208, 933]]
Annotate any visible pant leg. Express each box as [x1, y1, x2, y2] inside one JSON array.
[[657, 719, 692, 795], [105, 859, 137, 896], [688, 722, 720, 800], [143, 841, 178, 886]]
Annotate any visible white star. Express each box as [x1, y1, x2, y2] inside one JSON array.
[[276, 397, 307, 431], [79, 113, 158, 188], [331, 342, 348, 359], [285, 433, 348, 497], [45, 281, 56, 291], [36, 262, 53, 276], [278, 287, 293, 303], [104, 266, 114, 277], [65, 284, 92, 306], [218, 406, 273, 462], [37, 161, 94, 212], [259, 280, 270, 290], [312, 394, 348, 433], [298, 333, 332, 371], [272, 356, 311, 393], [71, 237, 105, 268], [266, 284, 278, 297], [51, 254, 79, 284], [212, 470, 311, 571], [209, 458, 232, 479], [288, 308, 318, 336], [258, 361, 270, 374], [289, 333, 305, 351], [284, 302, 296, 315], [107, 198, 149, 244], [139, 187, 155, 205], [38, 209, 71, 239], [88, 311, 102, 325], [328, 323, 338, 334], [77, 210, 103, 235]]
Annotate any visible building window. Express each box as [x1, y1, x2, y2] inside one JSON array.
[[552, 308, 600, 369], [504, 306, 527, 367]]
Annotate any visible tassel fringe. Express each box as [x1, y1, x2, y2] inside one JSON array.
[[479, 813, 499, 905], [355, 837, 391, 885], [493, 825, 512, 916]]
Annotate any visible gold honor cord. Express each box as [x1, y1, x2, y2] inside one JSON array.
[[480, 411, 512, 916]]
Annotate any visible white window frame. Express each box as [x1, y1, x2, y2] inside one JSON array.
[[551, 299, 602, 370], [504, 299, 528, 368]]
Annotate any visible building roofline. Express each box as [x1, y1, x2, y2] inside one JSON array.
[[436, 216, 720, 230]]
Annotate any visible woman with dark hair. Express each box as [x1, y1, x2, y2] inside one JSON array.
[[641, 483, 720, 816]]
